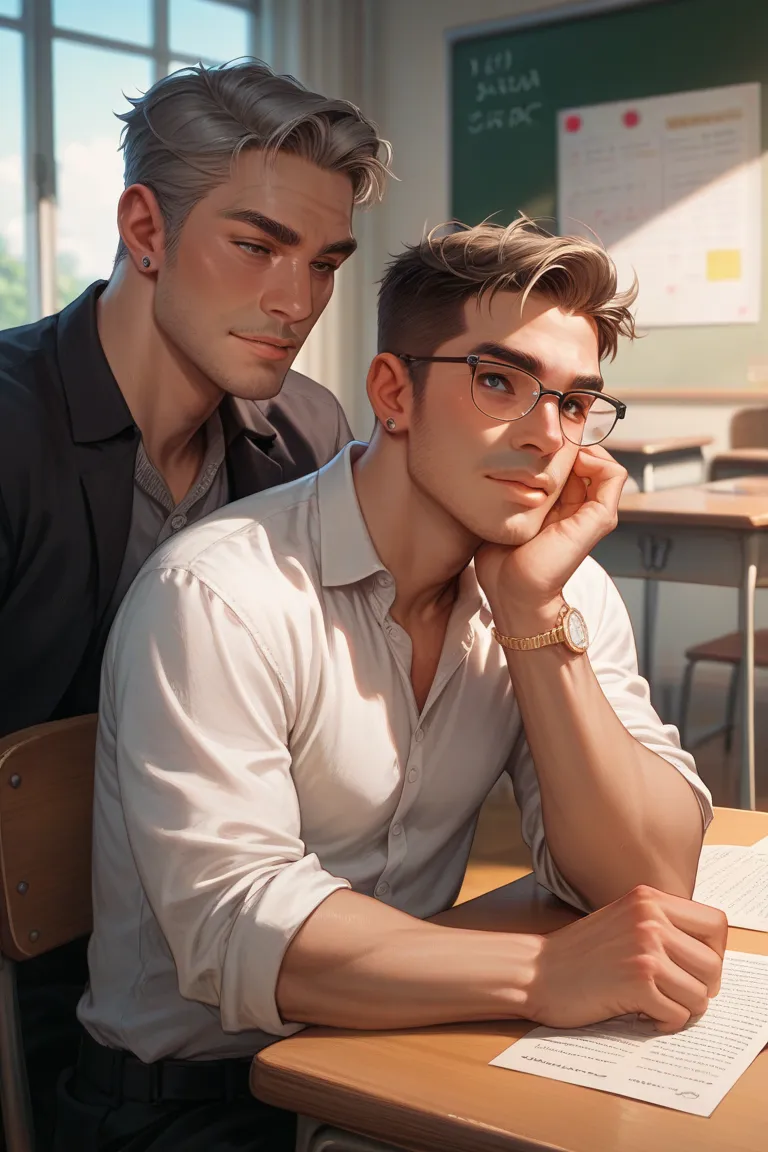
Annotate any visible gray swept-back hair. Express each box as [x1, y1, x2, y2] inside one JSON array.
[[114, 58, 391, 262], [378, 216, 637, 365]]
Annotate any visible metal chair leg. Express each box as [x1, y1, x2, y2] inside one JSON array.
[[306, 1125, 405, 1151], [677, 658, 697, 749], [724, 662, 742, 753], [0, 953, 34, 1152]]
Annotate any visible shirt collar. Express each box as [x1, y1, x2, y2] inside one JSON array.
[[219, 396, 279, 449], [56, 281, 135, 444], [317, 443, 389, 588], [134, 409, 227, 508], [56, 280, 280, 451], [459, 563, 493, 628], [317, 443, 495, 627]]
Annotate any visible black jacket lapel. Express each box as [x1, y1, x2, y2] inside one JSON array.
[[75, 430, 140, 624], [220, 396, 283, 499], [56, 284, 141, 625], [226, 432, 283, 499]]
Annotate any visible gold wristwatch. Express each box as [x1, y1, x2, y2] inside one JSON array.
[[492, 603, 589, 654]]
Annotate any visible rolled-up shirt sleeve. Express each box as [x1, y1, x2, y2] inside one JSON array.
[[106, 564, 351, 1038], [507, 559, 713, 910]]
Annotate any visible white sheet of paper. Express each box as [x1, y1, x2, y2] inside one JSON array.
[[694, 844, 768, 931], [750, 835, 768, 853], [490, 951, 768, 1116]]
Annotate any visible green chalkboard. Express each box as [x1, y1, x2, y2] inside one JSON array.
[[450, 0, 768, 228]]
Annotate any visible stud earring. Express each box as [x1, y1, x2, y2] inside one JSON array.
[[385, 418, 396, 431], [141, 256, 151, 268]]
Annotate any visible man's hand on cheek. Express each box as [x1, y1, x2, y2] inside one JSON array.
[[475, 446, 627, 632]]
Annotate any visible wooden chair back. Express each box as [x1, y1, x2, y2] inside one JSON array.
[[730, 406, 768, 448], [0, 716, 97, 962]]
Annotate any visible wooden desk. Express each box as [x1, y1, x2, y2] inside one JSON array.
[[709, 448, 768, 483], [607, 436, 712, 493], [592, 481, 768, 809], [253, 808, 768, 1152], [604, 437, 712, 693]]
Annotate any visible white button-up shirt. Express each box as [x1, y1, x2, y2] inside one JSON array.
[[79, 444, 712, 1061]]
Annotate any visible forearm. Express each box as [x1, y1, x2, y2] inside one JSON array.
[[500, 632, 703, 906], [276, 888, 541, 1029], [429, 876, 582, 935]]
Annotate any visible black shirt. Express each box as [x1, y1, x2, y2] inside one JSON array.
[[0, 282, 352, 735]]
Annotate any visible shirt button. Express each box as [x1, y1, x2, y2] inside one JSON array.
[[408, 769, 418, 783], [414, 728, 424, 743], [170, 513, 187, 531], [376, 572, 392, 587], [375, 882, 389, 897], [391, 823, 402, 836]]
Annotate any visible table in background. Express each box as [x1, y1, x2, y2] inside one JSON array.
[[593, 480, 768, 809], [709, 448, 768, 483], [605, 437, 713, 692], [253, 807, 768, 1152], [607, 435, 712, 493]]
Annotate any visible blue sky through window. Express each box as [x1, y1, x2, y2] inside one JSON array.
[[0, 27, 26, 326], [54, 40, 153, 289], [170, 0, 250, 61], [0, 1, 254, 318], [53, 0, 153, 47]]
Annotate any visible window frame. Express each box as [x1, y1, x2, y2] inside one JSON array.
[[0, 0, 261, 321]]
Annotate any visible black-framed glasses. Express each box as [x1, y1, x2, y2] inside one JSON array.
[[397, 353, 626, 447]]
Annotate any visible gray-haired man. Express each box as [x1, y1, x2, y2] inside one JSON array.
[[0, 58, 389, 1149]]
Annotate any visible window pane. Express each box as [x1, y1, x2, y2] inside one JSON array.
[[168, 57, 237, 73], [53, 41, 153, 308], [170, 0, 251, 63], [53, 0, 152, 48], [0, 0, 21, 19], [0, 29, 28, 329]]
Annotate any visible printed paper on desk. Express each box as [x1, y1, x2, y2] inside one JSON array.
[[491, 952, 768, 1117], [694, 844, 768, 931]]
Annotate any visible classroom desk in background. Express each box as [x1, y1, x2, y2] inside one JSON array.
[[607, 435, 713, 493], [709, 448, 768, 483], [592, 478, 768, 811], [603, 437, 712, 691], [252, 806, 768, 1152]]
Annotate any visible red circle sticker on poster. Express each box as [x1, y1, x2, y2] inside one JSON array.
[[622, 109, 640, 128], [565, 115, 582, 133]]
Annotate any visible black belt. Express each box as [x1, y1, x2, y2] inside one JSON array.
[[75, 1031, 253, 1105]]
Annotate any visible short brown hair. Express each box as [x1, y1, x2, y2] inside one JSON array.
[[377, 216, 636, 364], [115, 59, 391, 262]]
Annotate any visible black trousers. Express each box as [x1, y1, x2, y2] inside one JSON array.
[[53, 1079, 297, 1152], [53, 1043, 297, 1152], [17, 935, 90, 1151]]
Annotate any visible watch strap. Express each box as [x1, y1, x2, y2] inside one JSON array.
[[492, 622, 564, 649], [492, 606, 568, 652], [492, 604, 589, 654]]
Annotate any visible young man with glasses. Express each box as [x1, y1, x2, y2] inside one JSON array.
[[60, 219, 724, 1151]]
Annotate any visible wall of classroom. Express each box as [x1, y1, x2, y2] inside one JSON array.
[[369, 0, 768, 710]]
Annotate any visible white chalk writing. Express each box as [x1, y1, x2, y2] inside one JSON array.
[[467, 103, 542, 135], [475, 71, 541, 104]]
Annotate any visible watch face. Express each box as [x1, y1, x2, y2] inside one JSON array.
[[564, 607, 589, 652]]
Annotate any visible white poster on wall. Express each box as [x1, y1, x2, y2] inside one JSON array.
[[557, 83, 761, 327]]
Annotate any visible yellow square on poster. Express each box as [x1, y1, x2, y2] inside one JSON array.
[[706, 249, 742, 281]]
